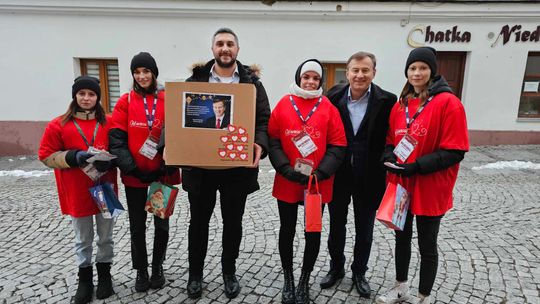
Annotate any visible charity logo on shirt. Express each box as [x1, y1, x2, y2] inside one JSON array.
[[409, 118, 428, 137], [130, 120, 148, 129], [395, 118, 428, 137], [284, 124, 321, 139]]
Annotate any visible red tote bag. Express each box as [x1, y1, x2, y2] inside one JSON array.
[[304, 175, 322, 233], [376, 182, 410, 231]]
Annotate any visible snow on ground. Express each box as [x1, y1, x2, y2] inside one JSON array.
[[0, 170, 53, 178], [472, 160, 540, 170]]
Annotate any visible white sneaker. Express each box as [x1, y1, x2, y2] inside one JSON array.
[[416, 295, 431, 304], [376, 282, 410, 304]]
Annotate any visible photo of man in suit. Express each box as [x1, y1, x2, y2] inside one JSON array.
[[204, 98, 231, 129]]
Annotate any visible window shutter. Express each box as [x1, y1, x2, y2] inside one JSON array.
[[106, 63, 120, 111], [84, 62, 101, 80]]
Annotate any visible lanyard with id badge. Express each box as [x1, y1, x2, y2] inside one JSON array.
[[289, 95, 322, 176], [138, 94, 160, 160], [73, 120, 105, 181], [393, 96, 433, 163]]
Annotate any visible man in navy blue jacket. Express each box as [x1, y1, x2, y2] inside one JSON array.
[[320, 51, 397, 298]]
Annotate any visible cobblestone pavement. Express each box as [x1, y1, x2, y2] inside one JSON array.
[[0, 145, 539, 304]]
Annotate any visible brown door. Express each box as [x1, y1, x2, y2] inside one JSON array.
[[436, 52, 466, 99]]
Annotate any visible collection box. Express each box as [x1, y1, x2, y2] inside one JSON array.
[[164, 82, 256, 168]]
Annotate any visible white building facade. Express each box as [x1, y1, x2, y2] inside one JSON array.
[[1, 0, 539, 155]]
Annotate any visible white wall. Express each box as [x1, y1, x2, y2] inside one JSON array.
[[0, 0, 539, 132]]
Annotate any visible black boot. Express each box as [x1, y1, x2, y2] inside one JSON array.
[[295, 271, 311, 304], [96, 262, 114, 299], [135, 268, 150, 292], [223, 273, 241, 299], [150, 264, 166, 289], [282, 268, 295, 304], [187, 275, 202, 299], [74, 266, 93, 304]]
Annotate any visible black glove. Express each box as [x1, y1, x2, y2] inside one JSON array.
[[381, 144, 398, 164], [160, 162, 178, 176], [281, 166, 310, 185], [131, 168, 162, 183], [386, 162, 419, 177], [312, 169, 329, 182], [93, 160, 115, 173], [75, 151, 92, 167]]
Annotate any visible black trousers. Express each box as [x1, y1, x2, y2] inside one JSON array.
[[277, 200, 325, 273], [125, 186, 169, 270], [395, 212, 443, 296], [187, 174, 248, 277], [327, 168, 377, 275]]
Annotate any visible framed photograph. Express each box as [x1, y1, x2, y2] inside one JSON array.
[[183, 92, 234, 129], [165, 82, 256, 168]]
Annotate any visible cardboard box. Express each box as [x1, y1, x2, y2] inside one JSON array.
[[164, 82, 256, 168]]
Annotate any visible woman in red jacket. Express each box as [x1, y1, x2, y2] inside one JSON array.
[[268, 59, 347, 304], [377, 47, 469, 304], [109, 52, 180, 292], [39, 76, 118, 304]]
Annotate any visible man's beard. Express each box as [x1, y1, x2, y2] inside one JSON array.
[[215, 56, 236, 68]]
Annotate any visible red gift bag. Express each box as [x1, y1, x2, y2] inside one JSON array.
[[376, 182, 410, 231], [145, 182, 179, 219], [304, 175, 322, 232]]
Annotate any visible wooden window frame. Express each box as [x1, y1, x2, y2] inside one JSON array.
[[322, 63, 347, 92], [518, 52, 540, 119], [80, 59, 118, 113]]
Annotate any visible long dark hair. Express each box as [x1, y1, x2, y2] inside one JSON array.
[[133, 72, 158, 96], [60, 98, 107, 126], [399, 79, 433, 107]]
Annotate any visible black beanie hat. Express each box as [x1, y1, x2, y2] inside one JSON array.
[[405, 47, 437, 78], [72, 76, 101, 101], [294, 59, 325, 89], [130, 52, 159, 77]]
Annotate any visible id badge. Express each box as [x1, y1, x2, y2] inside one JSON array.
[[294, 158, 314, 176], [139, 135, 159, 160], [82, 164, 105, 182], [292, 131, 318, 158], [82, 146, 105, 182], [394, 134, 418, 162]]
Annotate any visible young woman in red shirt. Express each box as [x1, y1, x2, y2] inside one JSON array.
[[39, 76, 118, 304], [109, 52, 180, 292], [377, 47, 469, 304], [268, 59, 347, 304]]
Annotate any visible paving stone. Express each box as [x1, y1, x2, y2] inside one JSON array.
[[0, 146, 539, 303]]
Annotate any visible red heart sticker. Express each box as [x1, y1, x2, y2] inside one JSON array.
[[236, 145, 244, 151], [228, 125, 236, 133], [229, 152, 237, 159], [231, 135, 238, 142], [218, 149, 227, 158], [239, 153, 247, 160], [227, 144, 234, 150], [240, 136, 248, 143], [220, 136, 229, 143], [238, 127, 246, 135]]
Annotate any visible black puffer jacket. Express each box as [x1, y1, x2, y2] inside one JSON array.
[[182, 60, 271, 194]]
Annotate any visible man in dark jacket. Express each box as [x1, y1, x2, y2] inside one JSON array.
[[183, 27, 270, 300], [319, 51, 397, 298]]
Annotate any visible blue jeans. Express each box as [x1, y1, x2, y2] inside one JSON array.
[[71, 214, 115, 267]]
